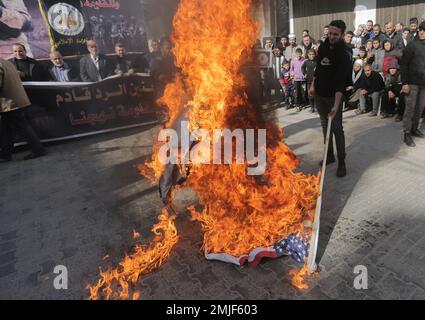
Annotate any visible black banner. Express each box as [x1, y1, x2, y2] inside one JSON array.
[[39, 0, 91, 56], [22, 75, 158, 142], [38, 0, 149, 57]]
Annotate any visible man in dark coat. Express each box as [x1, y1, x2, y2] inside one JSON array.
[[79, 40, 113, 82]]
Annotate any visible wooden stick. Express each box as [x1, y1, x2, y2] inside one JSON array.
[[307, 116, 332, 274]]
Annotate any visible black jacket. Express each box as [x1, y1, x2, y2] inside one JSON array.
[[8, 57, 47, 81], [301, 59, 316, 83], [79, 54, 113, 82], [314, 39, 352, 97], [400, 39, 425, 86], [362, 71, 385, 94], [352, 70, 368, 91]]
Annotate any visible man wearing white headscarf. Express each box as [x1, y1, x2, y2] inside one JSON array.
[[345, 59, 367, 113]]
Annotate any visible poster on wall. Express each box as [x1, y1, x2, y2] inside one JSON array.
[[0, 0, 149, 59], [0, 0, 51, 59]]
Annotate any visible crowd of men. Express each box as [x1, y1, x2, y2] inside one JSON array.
[[262, 16, 425, 149], [5, 37, 174, 84], [0, 37, 176, 163]]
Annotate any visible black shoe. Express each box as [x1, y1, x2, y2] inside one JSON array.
[[23, 151, 47, 161], [404, 132, 416, 147], [395, 115, 403, 122], [411, 129, 425, 138], [336, 160, 347, 178], [0, 154, 12, 163], [319, 155, 336, 167]]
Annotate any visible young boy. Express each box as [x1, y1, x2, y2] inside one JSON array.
[[382, 60, 404, 120], [290, 48, 306, 111], [280, 60, 294, 108], [302, 49, 317, 112]]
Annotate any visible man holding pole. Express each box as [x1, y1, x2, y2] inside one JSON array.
[[310, 20, 352, 178]]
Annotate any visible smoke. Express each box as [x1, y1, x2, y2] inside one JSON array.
[[141, 0, 180, 40]]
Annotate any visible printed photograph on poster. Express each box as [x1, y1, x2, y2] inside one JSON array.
[[0, 0, 51, 59]]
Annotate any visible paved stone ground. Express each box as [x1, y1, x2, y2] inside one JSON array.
[[0, 107, 424, 300]]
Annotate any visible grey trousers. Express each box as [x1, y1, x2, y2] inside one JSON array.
[[315, 94, 346, 160], [359, 91, 381, 113], [403, 85, 425, 132]]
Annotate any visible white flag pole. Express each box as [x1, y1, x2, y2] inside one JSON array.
[[307, 116, 332, 274]]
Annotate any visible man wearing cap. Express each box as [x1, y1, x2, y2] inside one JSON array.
[[400, 20, 425, 147], [284, 34, 297, 61]]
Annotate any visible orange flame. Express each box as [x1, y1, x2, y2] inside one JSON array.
[[87, 210, 178, 300], [92, 0, 320, 298], [290, 265, 310, 290]]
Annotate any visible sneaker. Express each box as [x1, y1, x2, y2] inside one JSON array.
[[404, 132, 416, 147], [411, 129, 425, 138], [336, 160, 347, 178], [23, 151, 47, 161], [368, 112, 378, 117]]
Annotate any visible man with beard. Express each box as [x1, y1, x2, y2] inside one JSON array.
[[310, 20, 352, 178], [0, 0, 33, 59]]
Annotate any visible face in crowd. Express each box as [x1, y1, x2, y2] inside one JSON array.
[[366, 40, 373, 50], [323, 26, 329, 36], [385, 22, 395, 35], [353, 62, 362, 73], [395, 23, 404, 32], [280, 37, 288, 47], [419, 25, 425, 40], [303, 36, 311, 47], [389, 67, 397, 76], [402, 29, 410, 39], [265, 39, 273, 49], [384, 41, 392, 51], [50, 51, 64, 67], [364, 65, 372, 77], [344, 33, 353, 44], [410, 21, 418, 33], [86, 40, 99, 57], [160, 40, 172, 57], [373, 25, 381, 35], [356, 26, 364, 36], [328, 25, 343, 45], [366, 21, 373, 31], [151, 40, 159, 52], [289, 37, 296, 46], [115, 45, 125, 58], [12, 44, 27, 60], [307, 50, 316, 61], [373, 39, 381, 49]]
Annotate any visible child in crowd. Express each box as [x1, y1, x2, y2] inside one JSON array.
[[290, 48, 306, 111], [280, 60, 294, 108], [302, 49, 317, 112], [382, 60, 404, 120]]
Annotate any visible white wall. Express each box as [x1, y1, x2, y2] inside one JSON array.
[[354, 0, 377, 29]]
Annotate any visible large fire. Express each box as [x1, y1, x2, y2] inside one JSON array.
[[88, 0, 320, 299]]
